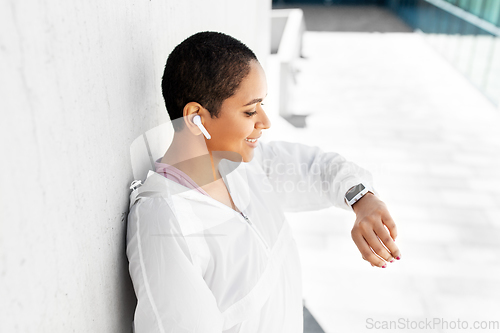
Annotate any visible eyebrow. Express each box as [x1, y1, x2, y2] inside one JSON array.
[[243, 98, 263, 106], [243, 94, 268, 107]]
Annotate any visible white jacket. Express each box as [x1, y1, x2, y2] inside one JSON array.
[[126, 140, 374, 333]]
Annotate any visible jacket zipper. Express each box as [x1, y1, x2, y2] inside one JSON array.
[[239, 211, 270, 253]]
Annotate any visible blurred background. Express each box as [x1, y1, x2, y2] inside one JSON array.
[[268, 1, 500, 332], [1, 0, 500, 332]]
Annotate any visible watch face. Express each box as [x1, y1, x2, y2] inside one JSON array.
[[346, 184, 365, 201]]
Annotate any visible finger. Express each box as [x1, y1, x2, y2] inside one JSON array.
[[362, 256, 379, 268], [374, 224, 401, 260], [352, 231, 387, 267], [363, 230, 394, 263], [382, 211, 398, 241]]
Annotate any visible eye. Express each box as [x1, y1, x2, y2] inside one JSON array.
[[245, 111, 257, 117]]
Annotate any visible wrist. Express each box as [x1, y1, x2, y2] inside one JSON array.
[[352, 191, 375, 214]]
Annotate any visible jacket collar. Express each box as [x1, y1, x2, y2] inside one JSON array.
[[129, 159, 251, 210]]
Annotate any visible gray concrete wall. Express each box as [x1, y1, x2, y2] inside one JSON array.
[[0, 0, 270, 331]]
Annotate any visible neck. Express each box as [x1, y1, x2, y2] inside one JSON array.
[[161, 131, 234, 186]]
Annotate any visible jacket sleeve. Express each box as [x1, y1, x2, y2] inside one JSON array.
[[126, 197, 223, 333], [251, 140, 376, 212]]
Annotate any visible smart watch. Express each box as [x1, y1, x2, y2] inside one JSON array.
[[345, 183, 372, 207]]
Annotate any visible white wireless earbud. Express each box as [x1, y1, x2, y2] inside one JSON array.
[[192, 115, 211, 140]]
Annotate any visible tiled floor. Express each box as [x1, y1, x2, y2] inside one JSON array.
[[272, 30, 500, 333]]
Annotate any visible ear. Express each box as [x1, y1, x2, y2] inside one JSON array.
[[182, 102, 209, 136]]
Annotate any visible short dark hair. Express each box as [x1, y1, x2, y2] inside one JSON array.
[[162, 31, 258, 131]]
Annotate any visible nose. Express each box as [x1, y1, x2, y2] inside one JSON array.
[[255, 104, 271, 130]]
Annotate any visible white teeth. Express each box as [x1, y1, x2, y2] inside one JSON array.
[[245, 138, 257, 143]]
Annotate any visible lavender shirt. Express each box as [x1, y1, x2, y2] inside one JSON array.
[[154, 158, 211, 197]]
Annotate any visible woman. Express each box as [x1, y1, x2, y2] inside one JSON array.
[[126, 31, 400, 333]]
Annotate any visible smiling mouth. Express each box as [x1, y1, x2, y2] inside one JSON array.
[[245, 134, 262, 143]]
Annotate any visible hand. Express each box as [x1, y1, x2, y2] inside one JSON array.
[[350, 193, 401, 268]]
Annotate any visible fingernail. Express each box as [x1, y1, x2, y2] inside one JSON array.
[[390, 260, 394, 263], [382, 265, 387, 268], [396, 256, 401, 260]]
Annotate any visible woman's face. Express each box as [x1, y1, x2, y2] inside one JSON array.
[[204, 60, 271, 162]]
